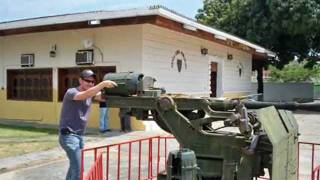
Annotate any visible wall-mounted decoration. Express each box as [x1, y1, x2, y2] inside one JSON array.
[[237, 62, 244, 77], [50, 44, 57, 58], [201, 47, 208, 55], [82, 39, 94, 48], [171, 50, 187, 73], [227, 53, 233, 60]]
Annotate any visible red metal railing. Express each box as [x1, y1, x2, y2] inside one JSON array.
[[298, 142, 320, 180], [312, 165, 320, 180], [81, 136, 177, 180], [82, 138, 320, 180], [84, 152, 103, 180]]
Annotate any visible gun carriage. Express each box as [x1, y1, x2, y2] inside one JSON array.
[[102, 72, 299, 180]]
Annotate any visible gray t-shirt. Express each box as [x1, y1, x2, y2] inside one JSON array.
[[59, 87, 93, 135]]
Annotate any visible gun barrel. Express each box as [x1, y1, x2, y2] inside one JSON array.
[[243, 101, 320, 111], [205, 99, 320, 112]]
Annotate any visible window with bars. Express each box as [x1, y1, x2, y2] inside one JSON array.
[[58, 66, 116, 101], [7, 69, 53, 101]]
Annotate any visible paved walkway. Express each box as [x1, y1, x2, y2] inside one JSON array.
[[0, 130, 169, 180], [0, 110, 319, 180]]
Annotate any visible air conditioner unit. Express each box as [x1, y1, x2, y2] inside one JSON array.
[[21, 54, 34, 67], [75, 50, 94, 65]]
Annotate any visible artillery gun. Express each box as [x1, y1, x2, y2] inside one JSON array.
[[102, 72, 299, 180]]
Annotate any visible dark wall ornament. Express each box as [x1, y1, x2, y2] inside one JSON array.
[[171, 50, 187, 73], [237, 62, 244, 77]]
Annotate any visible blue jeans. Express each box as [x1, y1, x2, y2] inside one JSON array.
[[59, 134, 84, 180], [99, 107, 109, 131]]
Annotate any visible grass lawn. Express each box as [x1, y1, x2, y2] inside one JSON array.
[[0, 124, 59, 158]]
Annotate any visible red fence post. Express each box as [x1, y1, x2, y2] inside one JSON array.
[[106, 146, 109, 180], [81, 150, 84, 180], [298, 142, 300, 180], [138, 140, 142, 180], [165, 137, 167, 169], [117, 144, 121, 180], [99, 153, 103, 180], [128, 142, 132, 180], [148, 138, 153, 178], [157, 137, 160, 175], [312, 144, 315, 179]]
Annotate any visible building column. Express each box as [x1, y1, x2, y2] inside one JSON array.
[[252, 59, 265, 101]]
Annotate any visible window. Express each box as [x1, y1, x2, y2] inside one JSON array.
[[7, 69, 53, 101], [58, 66, 116, 101]]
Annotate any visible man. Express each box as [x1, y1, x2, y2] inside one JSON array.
[[59, 69, 117, 180], [99, 101, 110, 133]]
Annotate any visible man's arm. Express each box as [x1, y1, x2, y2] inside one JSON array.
[[73, 80, 117, 100], [94, 91, 105, 102]]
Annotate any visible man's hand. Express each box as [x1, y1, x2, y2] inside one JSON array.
[[101, 80, 117, 88], [74, 80, 117, 101], [94, 80, 117, 101]]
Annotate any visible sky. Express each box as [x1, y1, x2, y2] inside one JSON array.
[[0, 0, 204, 22]]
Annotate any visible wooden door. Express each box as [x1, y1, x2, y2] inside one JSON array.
[[210, 62, 217, 97]]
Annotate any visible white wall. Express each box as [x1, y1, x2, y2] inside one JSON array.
[[2, 23, 253, 97], [0, 36, 3, 89], [206, 44, 252, 96], [142, 24, 210, 96], [222, 50, 252, 95], [1, 25, 143, 89], [142, 24, 253, 97]]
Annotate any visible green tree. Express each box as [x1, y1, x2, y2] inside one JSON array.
[[196, 0, 320, 68], [268, 60, 320, 82]]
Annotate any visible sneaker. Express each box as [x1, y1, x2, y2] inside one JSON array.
[[101, 129, 111, 133], [99, 130, 105, 133], [99, 129, 108, 133]]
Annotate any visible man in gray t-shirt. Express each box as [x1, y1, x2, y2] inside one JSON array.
[[59, 69, 117, 180]]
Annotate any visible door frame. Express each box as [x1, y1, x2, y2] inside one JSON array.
[[208, 55, 223, 97]]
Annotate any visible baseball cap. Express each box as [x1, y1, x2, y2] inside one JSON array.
[[80, 69, 96, 79]]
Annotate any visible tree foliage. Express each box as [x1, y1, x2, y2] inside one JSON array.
[[268, 60, 320, 82], [196, 0, 320, 68]]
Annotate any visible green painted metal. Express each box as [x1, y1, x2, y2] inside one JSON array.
[[257, 107, 298, 180], [166, 149, 199, 180], [103, 72, 299, 180], [278, 110, 299, 179], [106, 95, 299, 179], [103, 72, 144, 96]]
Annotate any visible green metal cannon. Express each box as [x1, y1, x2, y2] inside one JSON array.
[[102, 72, 299, 180]]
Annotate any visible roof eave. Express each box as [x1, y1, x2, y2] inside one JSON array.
[[0, 7, 275, 58]]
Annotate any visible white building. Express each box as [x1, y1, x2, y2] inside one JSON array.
[[0, 7, 274, 130]]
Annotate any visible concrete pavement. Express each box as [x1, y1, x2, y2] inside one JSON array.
[[0, 130, 170, 180], [0, 110, 320, 179]]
